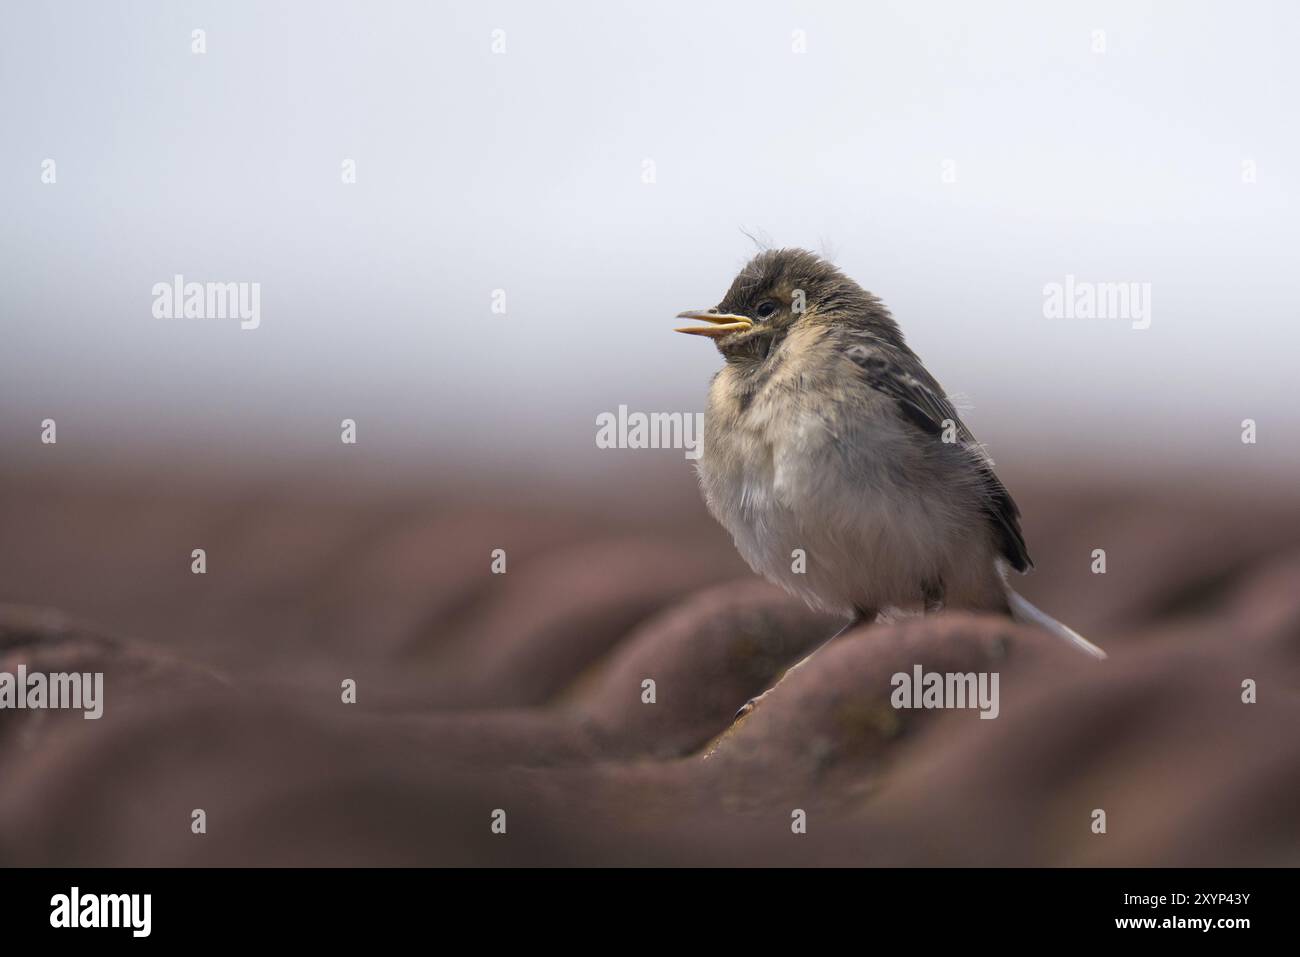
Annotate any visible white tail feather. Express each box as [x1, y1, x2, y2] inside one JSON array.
[[1006, 589, 1107, 660]]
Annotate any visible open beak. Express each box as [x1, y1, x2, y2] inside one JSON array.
[[674, 309, 753, 338]]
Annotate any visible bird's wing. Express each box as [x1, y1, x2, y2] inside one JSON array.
[[843, 340, 1033, 573]]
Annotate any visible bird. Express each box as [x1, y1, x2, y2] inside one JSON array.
[[675, 248, 1105, 717]]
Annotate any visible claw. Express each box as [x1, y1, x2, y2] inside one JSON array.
[[704, 692, 766, 761]]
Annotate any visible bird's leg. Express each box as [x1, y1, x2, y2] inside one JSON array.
[[921, 577, 946, 614], [732, 606, 878, 723]]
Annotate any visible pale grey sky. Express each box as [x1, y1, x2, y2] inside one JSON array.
[[3, 1, 1297, 476]]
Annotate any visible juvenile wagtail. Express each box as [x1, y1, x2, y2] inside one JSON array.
[[676, 249, 1105, 716]]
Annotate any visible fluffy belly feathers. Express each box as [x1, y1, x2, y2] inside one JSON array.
[[699, 399, 955, 616]]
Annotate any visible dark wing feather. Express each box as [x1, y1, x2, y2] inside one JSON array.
[[843, 342, 1033, 573]]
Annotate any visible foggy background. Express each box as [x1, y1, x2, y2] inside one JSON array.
[[3, 0, 1297, 485], [2, 2, 1298, 872]]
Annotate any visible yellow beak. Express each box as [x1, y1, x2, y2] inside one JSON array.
[[674, 309, 753, 338]]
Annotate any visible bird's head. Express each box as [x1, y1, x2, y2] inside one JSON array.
[[674, 248, 897, 363]]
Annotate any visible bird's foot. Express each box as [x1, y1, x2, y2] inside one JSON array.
[[706, 610, 880, 758], [731, 686, 776, 725], [728, 609, 877, 727]]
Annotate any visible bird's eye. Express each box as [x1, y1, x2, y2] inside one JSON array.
[[755, 300, 777, 320]]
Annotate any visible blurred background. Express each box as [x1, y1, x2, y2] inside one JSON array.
[[1, 1, 1297, 866], [2, 0, 1298, 481]]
